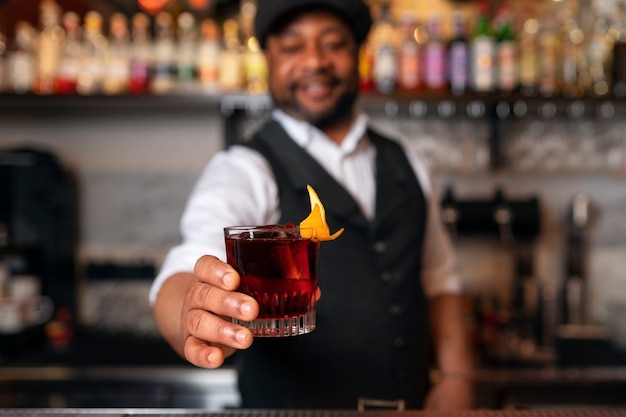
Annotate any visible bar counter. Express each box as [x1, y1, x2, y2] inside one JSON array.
[[1, 409, 626, 417], [2, 366, 626, 409]]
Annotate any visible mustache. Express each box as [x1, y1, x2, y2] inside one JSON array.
[[288, 73, 342, 93]]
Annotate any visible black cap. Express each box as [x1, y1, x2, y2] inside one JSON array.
[[254, 0, 372, 49]]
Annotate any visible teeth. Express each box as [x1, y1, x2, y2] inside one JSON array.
[[299, 80, 333, 97], [304, 82, 331, 93]]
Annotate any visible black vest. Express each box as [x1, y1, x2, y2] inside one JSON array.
[[237, 121, 430, 409]]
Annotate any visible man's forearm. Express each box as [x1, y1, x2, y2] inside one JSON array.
[[428, 293, 474, 379], [153, 272, 195, 357]]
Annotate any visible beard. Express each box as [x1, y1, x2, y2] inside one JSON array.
[[308, 88, 358, 130], [272, 72, 359, 130]]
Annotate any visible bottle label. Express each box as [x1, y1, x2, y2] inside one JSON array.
[[497, 41, 518, 91], [471, 36, 495, 92], [198, 43, 220, 89], [539, 35, 559, 94], [519, 44, 537, 87], [398, 42, 420, 90], [218, 51, 243, 91], [245, 52, 268, 94], [131, 60, 149, 81], [424, 43, 447, 89], [374, 45, 398, 94], [449, 42, 469, 92], [8, 53, 36, 93]]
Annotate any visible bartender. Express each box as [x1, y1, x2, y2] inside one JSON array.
[[151, 0, 474, 409]]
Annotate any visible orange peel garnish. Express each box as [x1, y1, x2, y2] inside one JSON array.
[[299, 185, 344, 242]]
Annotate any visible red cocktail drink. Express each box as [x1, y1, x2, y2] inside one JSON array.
[[224, 224, 320, 337]]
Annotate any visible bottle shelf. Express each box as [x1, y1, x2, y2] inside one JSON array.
[[2, 82, 620, 119], [1, 91, 624, 176], [0, 91, 623, 115], [0, 92, 223, 114]]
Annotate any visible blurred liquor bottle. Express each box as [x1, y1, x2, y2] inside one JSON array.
[[470, 0, 495, 93], [518, 14, 539, 97], [36, 0, 64, 95], [176, 12, 198, 92], [54, 11, 82, 94], [422, 12, 447, 91], [218, 19, 244, 92], [396, 13, 422, 94], [0, 27, 8, 93], [358, 36, 375, 93], [0, 30, 6, 93], [559, 18, 585, 98], [243, 36, 267, 95], [241, 1, 267, 95], [448, 10, 469, 96], [494, 3, 519, 94], [610, 2, 626, 97], [603, 1, 623, 97], [151, 11, 177, 94], [371, 2, 398, 95], [5, 22, 37, 94], [78, 11, 106, 95], [197, 18, 220, 93], [537, 14, 560, 97], [129, 13, 152, 94], [103, 13, 131, 95], [588, 18, 612, 97]]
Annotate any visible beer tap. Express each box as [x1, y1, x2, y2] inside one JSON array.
[[562, 193, 592, 326], [441, 187, 459, 242], [493, 189, 514, 246]]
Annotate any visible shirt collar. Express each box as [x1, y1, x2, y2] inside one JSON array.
[[272, 109, 369, 154]]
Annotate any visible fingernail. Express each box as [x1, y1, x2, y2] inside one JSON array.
[[207, 351, 219, 365], [241, 300, 253, 315], [236, 330, 250, 345], [222, 271, 234, 287]]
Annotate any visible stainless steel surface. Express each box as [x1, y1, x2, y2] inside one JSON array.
[[0, 366, 240, 409], [472, 367, 626, 384], [448, 367, 626, 408], [3, 366, 626, 409], [0, 366, 236, 385]]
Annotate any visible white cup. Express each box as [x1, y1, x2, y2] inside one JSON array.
[[8, 274, 41, 299], [0, 298, 23, 334], [0, 295, 54, 334], [26, 295, 54, 326]]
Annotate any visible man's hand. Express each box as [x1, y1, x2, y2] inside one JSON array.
[[154, 255, 259, 369], [427, 294, 475, 409], [423, 377, 475, 410]]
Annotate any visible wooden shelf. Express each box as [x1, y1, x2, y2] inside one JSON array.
[[1, 91, 623, 116]]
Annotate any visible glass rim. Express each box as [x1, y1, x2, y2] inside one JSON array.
[[224, 224, 314, 236]]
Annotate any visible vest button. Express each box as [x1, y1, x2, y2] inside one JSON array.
[[380, 271, 393, 282], [373, 241, 387, 253], [389, 304, 402, 316], [393, 337, 405, 348]]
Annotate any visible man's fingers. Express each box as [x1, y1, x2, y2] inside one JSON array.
[[181, 255, 259, 369], [188, 281, 258, 321], [194, 255, 239, 290], [184, 307, 254, 350], [183, 336, 235, 369]]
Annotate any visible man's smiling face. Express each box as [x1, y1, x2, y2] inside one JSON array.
[[263, 9, 360, 130]]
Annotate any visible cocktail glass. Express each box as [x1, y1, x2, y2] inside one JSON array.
[[224, 225, 320, 337]]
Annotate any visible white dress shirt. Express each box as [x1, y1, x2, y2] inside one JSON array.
[[150, 109, 461, 304]]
